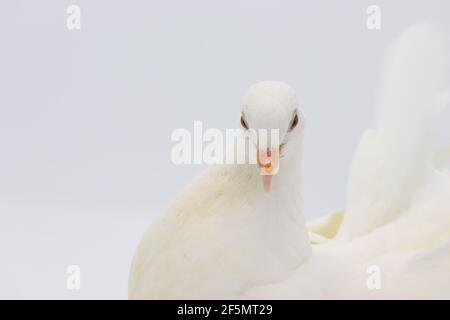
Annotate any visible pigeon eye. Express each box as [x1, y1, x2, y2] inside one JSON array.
[[240, 114, 249, 130], [289, 113, 299, 131]]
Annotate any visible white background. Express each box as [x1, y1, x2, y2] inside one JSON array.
[[0, 0, 449, 299]]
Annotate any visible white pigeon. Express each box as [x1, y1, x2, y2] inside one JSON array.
[[129, 22, 450, 299]]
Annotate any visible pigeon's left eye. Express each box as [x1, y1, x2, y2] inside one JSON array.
[[240, 115, 249, 130], [289, 113, 299, 131]]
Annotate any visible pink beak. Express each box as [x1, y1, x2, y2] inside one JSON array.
[[257, 148, 279, 192]]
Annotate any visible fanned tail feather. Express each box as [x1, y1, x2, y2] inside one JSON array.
[[338, 22, 450, 239]]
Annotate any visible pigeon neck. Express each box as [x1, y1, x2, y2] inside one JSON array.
[[257, 141, 312, 270]]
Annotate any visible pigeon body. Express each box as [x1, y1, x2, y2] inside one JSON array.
[[129, 82, 310, 299], [129, 23, 450, 299]]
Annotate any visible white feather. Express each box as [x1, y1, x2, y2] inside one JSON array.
[[338, 22, 450, 239]]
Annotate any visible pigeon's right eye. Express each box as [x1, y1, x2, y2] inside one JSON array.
[[240, 115, 249, 130], [288, 113, 299, 132]]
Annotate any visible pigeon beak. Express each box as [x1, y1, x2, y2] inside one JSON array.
[[257, 148, 279, 192]]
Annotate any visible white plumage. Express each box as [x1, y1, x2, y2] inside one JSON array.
[[129, 23, 450, 299]]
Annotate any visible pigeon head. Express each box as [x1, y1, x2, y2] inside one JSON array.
[[240, 81, 305, 192]]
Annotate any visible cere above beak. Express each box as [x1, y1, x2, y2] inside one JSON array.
[[257, 148, 280, 192]]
